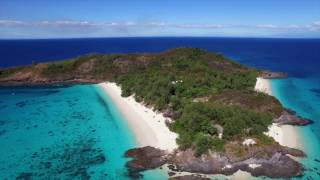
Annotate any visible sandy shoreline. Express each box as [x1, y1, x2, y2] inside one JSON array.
[[255, 77, 301, 149], [254, 77, 272, 95], [99, 82, 178, 152]]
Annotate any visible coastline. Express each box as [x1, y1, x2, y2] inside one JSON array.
[[101, 78, 300, 152], [98, 82, 178, 152], [255, 77, 301, 149], [101, 79, 304, 179]]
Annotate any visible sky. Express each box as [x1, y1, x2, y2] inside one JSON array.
[[0, 0, 320, 39]]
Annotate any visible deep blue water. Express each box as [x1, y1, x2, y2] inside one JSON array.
[[1, 37, 320, 179], [1, 38, 320, 78]]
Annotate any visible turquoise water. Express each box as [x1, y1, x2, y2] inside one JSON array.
[[0, 85, 167, 179], [271, 77, 320, 179]]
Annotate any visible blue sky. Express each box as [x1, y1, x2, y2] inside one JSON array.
[[0, 0, 320, 38]]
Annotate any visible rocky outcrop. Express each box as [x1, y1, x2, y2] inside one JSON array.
[[274, 111, 313, 126], [280, 146, 306, 157], [235, 153, 303, 178], [124, 144, 305, 179], [125, 146, 168, 171], [171, 145, 304, 178], [260, 71, 288, 79], [124, 146, 168, 178]]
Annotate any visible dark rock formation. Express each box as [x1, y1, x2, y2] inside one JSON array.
[[125, 146, 168, 178], [237, 153, 303, 178], [172, 149, 229, 174], [124, 144, 305, 179], [171, 145, 304, 179], [280, 146, 306, 157], [274, 111, 313, 126], [260, 71, 288, 79]]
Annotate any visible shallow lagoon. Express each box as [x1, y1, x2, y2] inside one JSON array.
[[271, 77, 320, 180], [0, 85, 167, 179]]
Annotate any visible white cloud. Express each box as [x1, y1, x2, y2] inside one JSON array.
[[173, 24, 224, 29], [255, 24, 278, 29], [101, 22, 225, 30], [39, 20, 97, 27], [104, 21, 166, 28], [1, 19, 319, 38], [309, 21, 320, 31], [312, 21, 320, 26], [0, 20, 26, 27], [288, 24, 300, 29]]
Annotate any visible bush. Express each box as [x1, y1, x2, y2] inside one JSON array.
[[194, 133, 213, 156]]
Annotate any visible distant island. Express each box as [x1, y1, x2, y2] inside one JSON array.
[[0, 48, 313, 179]]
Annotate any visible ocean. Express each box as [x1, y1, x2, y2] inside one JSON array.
[[0, 37, 320, 179]]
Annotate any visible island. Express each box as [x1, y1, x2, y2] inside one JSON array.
[[0, 48, 312, 179]]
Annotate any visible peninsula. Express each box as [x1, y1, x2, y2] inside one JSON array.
[[0, 48, 312, 179]]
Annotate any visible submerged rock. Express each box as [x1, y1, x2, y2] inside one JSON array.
[[16, 172, 33, 180], [0, 120, 6, 126], [169, 175, 211, 180], [14, 136, 108, 179], [16, 101, 27, 108], [125, 146, 168, 171], [0, 129, 7, 136], [125, 146, 168, 178]]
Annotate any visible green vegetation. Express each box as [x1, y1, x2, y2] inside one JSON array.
[[113, 48, 278, 155], [43, 60, 76, 75], [170, 102, 272, 155], [0, 48, 283, 155], [0, 69, 12, 78], [0, 67, 24, 78]]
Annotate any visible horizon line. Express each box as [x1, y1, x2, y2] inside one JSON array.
[[1, 35, 320, 40]]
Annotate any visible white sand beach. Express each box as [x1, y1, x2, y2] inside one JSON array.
[[265, 123, 301, 149], [254, 77, 272, 95], [99, 82, 178, 152], [255, 77, 301, 149], [229, 170, 252, 180]]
